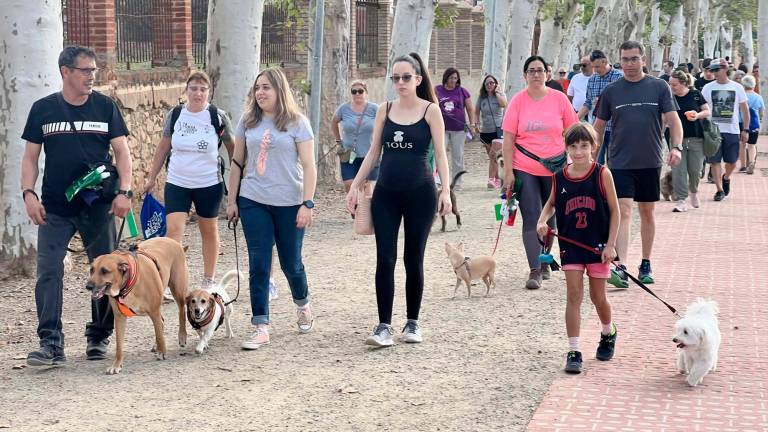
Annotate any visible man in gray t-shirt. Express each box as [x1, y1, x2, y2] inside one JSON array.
[[594, 41, 683, 288]]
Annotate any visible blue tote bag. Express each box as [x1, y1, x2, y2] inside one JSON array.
[[140, 193, 167, 239]]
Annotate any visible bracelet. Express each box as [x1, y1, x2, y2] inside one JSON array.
[[22, 188, 39, 201]]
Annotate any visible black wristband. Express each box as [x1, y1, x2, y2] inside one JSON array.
[[22, 188, 39, 201]]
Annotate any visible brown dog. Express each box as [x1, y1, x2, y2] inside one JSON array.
[[86, 237, 189, 374], [661, 170, 674, 201], [445, 242, 496, 298], [437, 170, 467, 232]]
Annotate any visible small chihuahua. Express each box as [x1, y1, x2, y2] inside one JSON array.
[[445, 242, 496, 298]]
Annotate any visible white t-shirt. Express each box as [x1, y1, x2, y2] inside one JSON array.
[[702, 80, 748, 135], [163, 105, 229, 188], [567, 72, 591, 112]]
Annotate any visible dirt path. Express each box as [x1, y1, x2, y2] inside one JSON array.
[[1, 145, 590, 431]]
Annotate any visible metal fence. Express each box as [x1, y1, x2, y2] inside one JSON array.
[[192, 0, 208, 66], [115, 0, 173, 67], [62, 0, 90, 47], [261, 1, 298, 66], [355, 0, 380, 66]]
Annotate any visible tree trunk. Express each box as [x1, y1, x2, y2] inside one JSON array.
[[741, 20, 754, 70], [719, 24, 733, 60], [386, 0, 435, 100], [579, 0, 614, 59], [504, 0, 542, 97], [316, 0, 351, 185], [558, 22, 584, 71], [482, 0, 510, 87], [0, 1, 63, 278], [207, 0, 263, 122], [759, 0, 768, 131], [702, 6, 721, 59], [649, 4, 663, 73], [667, 5, 684, 65], [537, 16, 560, 65], [681, 0, 700, 63]]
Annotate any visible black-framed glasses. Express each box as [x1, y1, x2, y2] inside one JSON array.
[[69, 66, 98, 76], [580, 64, 588, 67], [559, 72, 567, 75], [390, 74, 414, 83], [351, 89, 365, 95]]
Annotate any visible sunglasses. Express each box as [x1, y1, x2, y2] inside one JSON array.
[[390, 74, 414, 83], [559, 72, 566, 75], [580, 64, 588, 67], [351, 89, 365, 95]]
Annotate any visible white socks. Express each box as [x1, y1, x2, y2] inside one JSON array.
[[601, 322, 614, 335], [568, 337, 579, 351]]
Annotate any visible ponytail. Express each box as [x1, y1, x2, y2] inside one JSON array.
[[393, 52, 437, 103]]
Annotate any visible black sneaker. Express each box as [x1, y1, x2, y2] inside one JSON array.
[[564, 351, 583, 374], [722, 175, 730, 196], [714, 190, 725, 201], [86, 338, 110, 360], [27, 345, 66, 367], [596, 324, 617, 361]]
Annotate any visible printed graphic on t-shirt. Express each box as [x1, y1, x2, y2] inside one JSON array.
[[41, 121, 108, 136], [256, 128, 272, 176], [711, 90, 736, 122], [174, 120, 213, 152], [443, 100, 455, 112], [384, 130, 413, 149]]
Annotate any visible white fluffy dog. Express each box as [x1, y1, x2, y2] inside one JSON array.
[[672, 299, 721, 387]]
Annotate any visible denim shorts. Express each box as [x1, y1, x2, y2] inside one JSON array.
[[340, 157, 380, 181], [707, 132, 740, 164]]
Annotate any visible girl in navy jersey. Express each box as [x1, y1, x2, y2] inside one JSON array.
[[346, 52, 452, 347], [536, 123, 620, 374]]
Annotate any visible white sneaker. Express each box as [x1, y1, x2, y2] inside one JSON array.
[[201, 277, 215, 290], [296, 304, 314, 333], [689, 193, 700, 208], [268, 278, 278, 300], [241, 325, 270, 350], [672, 200, 688, 212], [365, 323, 394, 347], [401, 320, 423, 343]]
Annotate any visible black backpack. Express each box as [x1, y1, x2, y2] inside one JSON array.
[[165, 103, 229, 193]]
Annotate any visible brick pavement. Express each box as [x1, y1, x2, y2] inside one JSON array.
[[527, 138, 768, 432]]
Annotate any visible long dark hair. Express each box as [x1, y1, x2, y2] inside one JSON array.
[[478, 74, 499, 99], [392, 52, 436, 103], [442, 67, 461, 86]]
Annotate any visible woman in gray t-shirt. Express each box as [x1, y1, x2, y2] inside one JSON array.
[[226, 68, 317, 350], [332, 80, 379, 193], [475, 75, 507, 189]]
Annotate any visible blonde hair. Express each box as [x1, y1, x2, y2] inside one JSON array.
[[564, 122, 598, 147], [242, 67, 301, 131], [350, 80, 368, 91]]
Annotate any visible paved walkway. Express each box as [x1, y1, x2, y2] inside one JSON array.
[[527, 138, 768, 432]]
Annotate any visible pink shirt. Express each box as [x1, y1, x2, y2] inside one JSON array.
[[502, 88, 578, 176]]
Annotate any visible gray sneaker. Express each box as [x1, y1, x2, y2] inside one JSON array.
[[525, 268, 542, 289], [401, 320, 423, 343], [27, 345, 66, 367], [540, 263, 551, 280], [365, 323, 394, 347]]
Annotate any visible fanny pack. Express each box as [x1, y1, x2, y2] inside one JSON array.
[[515, 143, 567, 173]]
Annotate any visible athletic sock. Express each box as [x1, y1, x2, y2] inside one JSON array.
[[601, 322, 614, 336], [568, 337, 579, 351]]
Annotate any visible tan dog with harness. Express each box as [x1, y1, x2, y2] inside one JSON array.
[[86, 237, 189, 374], [445, 242, 497, 298]]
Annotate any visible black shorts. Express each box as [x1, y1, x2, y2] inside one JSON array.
[[611, 168, 661, 202], [165, 182, 224, 218], [479, 129, 502, 145], [748, 131, 758, 144]]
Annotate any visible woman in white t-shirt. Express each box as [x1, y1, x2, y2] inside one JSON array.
[[144, 71, 234, 289], [226, 68, 317, 350]]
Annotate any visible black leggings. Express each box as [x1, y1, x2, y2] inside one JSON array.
[[371, 182, 437, 324]]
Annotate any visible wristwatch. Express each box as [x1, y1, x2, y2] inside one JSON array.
[[671, 145, 683, 153], [117, 189, 134, 199], [302, 199, 314, 209]]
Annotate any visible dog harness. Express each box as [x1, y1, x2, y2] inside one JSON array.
[[112, 246, 162, 318], [187, 293, 225, 331], [453, 256, 471, 274]]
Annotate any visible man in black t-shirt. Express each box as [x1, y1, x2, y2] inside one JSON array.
[[20, 46, 132, 366], [694, 58, 715, 90], [594, 41, 682, 288]]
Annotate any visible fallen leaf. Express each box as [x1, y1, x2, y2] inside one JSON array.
[[12, 355, 25, 360], [337, 385, 358, 394], [216, 366, 233, 372], [240, 378, 251, 382], [12, 364, 26, 370], [0, 423, 11, 429], [410, 401, 425, 406]]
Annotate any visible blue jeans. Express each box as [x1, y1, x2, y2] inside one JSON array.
[[36, 203, 116, 349], [238, 197, 309, 325], [597, 129, 611, 164]]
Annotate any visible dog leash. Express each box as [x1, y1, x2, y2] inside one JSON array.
[[224, 219, 241, 307], [544, 228, 680, 316], [67, 216, 127, 254]]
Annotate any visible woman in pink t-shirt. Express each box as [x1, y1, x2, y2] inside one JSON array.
[[501, 55, 579, 289]]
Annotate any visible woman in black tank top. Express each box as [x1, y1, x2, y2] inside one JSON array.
[[345, 53, 452, 347]]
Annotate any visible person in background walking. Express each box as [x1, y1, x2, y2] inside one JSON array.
[[332, 79, 379, 194], [475, 74, 508, 189], [668, 70, 710, 212], [568, 56, 593, 114], [578, 50, 623, 164], [501, 55, 579, 290], [346, 53, 451, 347], [435, 67, 475, 190], [741, 75, 763, 175], [556, 67, 570, 92]]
